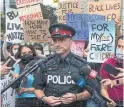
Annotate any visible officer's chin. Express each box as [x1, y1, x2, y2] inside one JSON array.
[[56, 51, 62, 55], [55, 49, 61, 53], [56, 50, 64, 55]]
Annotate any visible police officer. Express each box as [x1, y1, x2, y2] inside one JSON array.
[[33, 23, 91, 107]]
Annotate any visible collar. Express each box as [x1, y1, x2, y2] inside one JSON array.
[[55, 52, 73, 64]]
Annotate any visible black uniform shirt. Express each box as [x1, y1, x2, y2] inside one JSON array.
[[33, 52, 88, 97]]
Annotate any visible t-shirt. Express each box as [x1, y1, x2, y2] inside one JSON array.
[[100, 57, 123, 102], [13, 64, 36, 98]]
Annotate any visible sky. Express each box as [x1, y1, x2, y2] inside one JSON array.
[[43, 0, 71, 7], [0, 0, 3, 11], [43, 0, 53, 5], [0, 0, 57, 11], [43, 0, 57, 7]]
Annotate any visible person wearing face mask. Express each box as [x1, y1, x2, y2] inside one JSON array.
[[83, 42, 101, 107], [11, 44, 43, 107], [2, 35, 20, 59], [100, 35, 124, 107]]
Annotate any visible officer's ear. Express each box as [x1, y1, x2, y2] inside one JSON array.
[[69, 38, 72, 44], [69, 38, 73, 46], [68, 38, 72, 41]]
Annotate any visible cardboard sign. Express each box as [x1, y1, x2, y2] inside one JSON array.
[[6, 8, 24, 43], [66, 13, 105, 40], [17, 4, 43, 24], [88, 0, 121, 22], [16, 0, 41, 8], [71, 41, 85, 57], [23, 19, 50, 42], [58, 0, 81, 23], [87, 21, 115, 63]]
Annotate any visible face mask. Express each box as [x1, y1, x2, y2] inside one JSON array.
[[13, 49, 18, 56], [21, 54, 34, 64], [116, 48, 124, 60]]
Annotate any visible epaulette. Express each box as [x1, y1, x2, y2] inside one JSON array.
[[71, 53, 87, 66], [72, 53, 85, 62], [45, 54, 56, 68]]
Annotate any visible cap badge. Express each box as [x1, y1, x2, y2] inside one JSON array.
[[55, 27, 59, 34]]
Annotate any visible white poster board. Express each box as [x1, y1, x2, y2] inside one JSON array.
[[1, 74, 15, 107], [6, 8, 24, 43], [16, 0, 43, 24], [87, 21, 115, 63]]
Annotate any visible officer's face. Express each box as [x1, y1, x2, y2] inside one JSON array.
[[52, 37, 72, 55]]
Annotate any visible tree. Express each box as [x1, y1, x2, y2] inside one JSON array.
[[0, 12, 5, 34], [1, 2, 58, 33], [40, 4, 58, 25], [9, 3, 58, 25]]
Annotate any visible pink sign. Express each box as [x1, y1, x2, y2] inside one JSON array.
[[71, 41, 85, 57]]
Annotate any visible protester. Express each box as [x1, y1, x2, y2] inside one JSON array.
[[2, 36, 20, 59], [101, 77, 123, 88], [1, 47, 5, 62], [83, 41, 101, 107], [101, 67, 124, 87], [33, 23, 91, 107], [115, 67, 124, 78], [0, 59, 12, 76], [49, 43, 56, 54], [33, 43, 46, 58], [12, 44, 42, 107], [100, 35, 124, 107]]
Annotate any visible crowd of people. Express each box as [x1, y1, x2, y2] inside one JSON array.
[[0, 23, 123, 107]]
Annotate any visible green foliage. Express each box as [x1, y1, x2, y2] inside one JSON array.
[[40, 4, 58, 25], [1, 3, 58, 32]]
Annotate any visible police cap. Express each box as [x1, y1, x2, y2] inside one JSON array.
[[49, 23, 76, 38]]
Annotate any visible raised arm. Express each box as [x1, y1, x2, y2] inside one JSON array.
[[2, 36, 10, 59]]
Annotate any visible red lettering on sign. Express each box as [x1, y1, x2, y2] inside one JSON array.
[[19, 12, 42, 21]]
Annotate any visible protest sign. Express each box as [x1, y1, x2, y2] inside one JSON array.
[[71, 41, 85, 57], [87, 21, 115, 63], [23, 19, 50, 42], [17, 4, 43, 24], [88, 0, 121, 22], [58, 0, 81, 23], [66, 13, 105, 40], [1, 74, 15, 107], [16, 0, 41, 8], [6, 8, 24, 43]]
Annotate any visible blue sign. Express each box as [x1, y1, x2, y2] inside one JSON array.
[[87, 20, 115, 63], [66, 14, 105, 40]]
